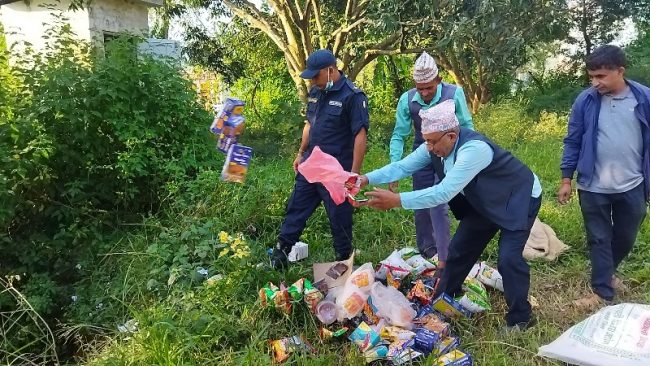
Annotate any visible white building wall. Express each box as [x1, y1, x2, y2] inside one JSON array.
[[88, 0, 152, 43], [0, 0, 90, 52]]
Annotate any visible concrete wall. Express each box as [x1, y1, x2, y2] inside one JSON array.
[[0, 0, 90, 52], [88, 0, 153, 44]]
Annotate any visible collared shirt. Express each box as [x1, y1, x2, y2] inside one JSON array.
[[389, 84, 474, 162], [367, 141, 542, 210], [578, 86, 644, 193], [305, 73, 369, 169]]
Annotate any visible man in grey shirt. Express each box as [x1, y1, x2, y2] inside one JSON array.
[[558, 45, 650, 308]]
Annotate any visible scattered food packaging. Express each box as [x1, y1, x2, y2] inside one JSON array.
[[303, 279, 323, 313], [288, 278, 304, 301], [320, 326, 348, 340], [431, 293, 472, 319], [407, 279, 434, 305], [413, 328, 442, 355], [380, 326, 416, 343], [436, 336, 460, 357], [349, 322, 381, 352], [269, 335, 315, 363], [211, 98, 246, 153], [415, 312, 450, 336], [326, 262, 349, 280], [364, 344, 389, 363], [469, 261, 504, 292], [363, 296, 381, 325], [259, 282, 279, 307], [457, 292, 491, 313], [436, 349, 473, 366], [221, 144, 252, 183], [287, 241, 308, 262], [274, 283, 292, 314]]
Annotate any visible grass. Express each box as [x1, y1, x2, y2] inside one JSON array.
[[70, 101, 649, 365]]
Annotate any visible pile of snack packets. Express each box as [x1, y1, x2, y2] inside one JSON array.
[[209, 97, 253, 183], [258, 248, 505, 364]]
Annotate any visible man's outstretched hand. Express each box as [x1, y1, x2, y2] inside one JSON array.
[[365, 187, 401, 211]]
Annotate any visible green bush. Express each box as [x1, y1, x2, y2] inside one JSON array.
[[0, 23, 212, 360]]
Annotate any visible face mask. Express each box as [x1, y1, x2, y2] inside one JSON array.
[[324, 68, 334, 91]]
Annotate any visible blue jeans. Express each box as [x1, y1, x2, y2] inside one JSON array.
[[436, 194, 542, 326], [578, 183, 647, 300], [412, 166, 451, 260], [278, 173, 353, 258]]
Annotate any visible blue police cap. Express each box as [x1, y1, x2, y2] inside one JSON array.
[[300, 49, 336, 79]]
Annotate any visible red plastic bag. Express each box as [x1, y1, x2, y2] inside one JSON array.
[[298, 146, 358, 205]]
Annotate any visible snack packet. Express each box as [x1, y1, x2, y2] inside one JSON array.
[[349, 322, 381, 352], [259, 282, 279, 307], [274, 283, 292, 314], [413, 328, 442, 355], [303, 279, 323, 312], [436, 349, 473, 366], [288, 278, 304, 301], [269, 335, 315, 363], [431, 293, 472, 319]]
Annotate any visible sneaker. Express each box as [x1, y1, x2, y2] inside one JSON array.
[[573, 292, 612, 309], [270, 243, 289, 270], [502, 316, 537, 334]]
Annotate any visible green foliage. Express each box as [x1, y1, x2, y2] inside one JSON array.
[[0, 22, 212, 360], [625, 29, 650, 86], [515, 72, 584, 116]]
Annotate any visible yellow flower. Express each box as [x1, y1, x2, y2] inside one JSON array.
[[218, 231, 229, 244], [218, 248, 229, 258]]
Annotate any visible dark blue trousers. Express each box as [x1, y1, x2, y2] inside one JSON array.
[[436, 195, 542, 326], [412, 165, 451, 260], [278, 173, 353, 257], [578, 183, 647, 300]]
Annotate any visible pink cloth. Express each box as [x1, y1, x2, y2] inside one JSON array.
[[298, 146, 358, 205]]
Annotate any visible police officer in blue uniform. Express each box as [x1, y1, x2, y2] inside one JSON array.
[[270, 49, 369, 270]]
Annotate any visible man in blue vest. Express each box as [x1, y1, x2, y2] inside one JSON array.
[[558, 45, 649, 308], [270, 49, 369, 270], [388, 52, 474, 269], [357, 100, 542, 331]]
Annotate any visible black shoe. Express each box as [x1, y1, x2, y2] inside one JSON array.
[[270, 243, 289, 270], [502, 315, 537, 334]]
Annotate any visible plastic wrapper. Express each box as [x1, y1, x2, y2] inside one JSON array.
[[407, 279, 434, 305], [386, 269, 406, 289], [337, 287, 368, 319], [375, 250, 414, 280], [364, 344, 389, 363], [415, 313, 450, 336], [369, 282, 416, 329], [436, 349, 473, 366], [431, 293, 472, 319], [380, 326, 416, 342], [259, 282, 279, 307], [413, 328, 442, 355], [297, 146, 357, 205], [345, 263, 375, 292], [269, 335, 315, 363], [348, 322, 381, 352], [405, 254, 437, 275], [457, 292, 491, 313], [469, 261, 504, 292], [320, 326, 349, 340], [462, 277, 488, 299], [303, 279, 323, 313], [274, 283, 292, 314], [288, 278, 304, 301], [363, 296, 380, 325], [390, 341, 424, 365]]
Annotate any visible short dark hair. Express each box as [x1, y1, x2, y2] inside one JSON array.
[[586, 45, 627, 70]]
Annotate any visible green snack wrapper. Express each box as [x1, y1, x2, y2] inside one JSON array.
[[303, 279, 323, 312], [259, 282, 279, 307], [288, 278, 304, 301], [463, 277, 488, 299]]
